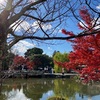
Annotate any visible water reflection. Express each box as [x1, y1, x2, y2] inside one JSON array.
[[40, 90, 54, 100], [3, 86, 31, 100], [0, 78, 100, 100]]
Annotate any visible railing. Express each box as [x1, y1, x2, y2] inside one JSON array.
[[1, 70, 78, 78]]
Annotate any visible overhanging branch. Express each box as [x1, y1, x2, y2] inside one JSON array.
[[8, 27, 100, 49], [20, 29, 100, 40]]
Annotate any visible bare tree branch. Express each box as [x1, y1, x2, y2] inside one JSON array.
[[8, 0, 46, 26]]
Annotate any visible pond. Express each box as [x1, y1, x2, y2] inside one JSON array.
[[0, 78, 100, 100]]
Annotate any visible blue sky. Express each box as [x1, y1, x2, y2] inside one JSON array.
[[9, 1, 100, 57], [11, 17, 79, 56], [36, 18, 81, 56], [11, 18, 80, 57]]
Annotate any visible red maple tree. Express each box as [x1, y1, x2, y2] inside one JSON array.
[[57, 7, 100, 83], [13, 55, 34, 70], [13, 55, 26, 66]]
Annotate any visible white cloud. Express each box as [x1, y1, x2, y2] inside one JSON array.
[[32, 21, 40, 31], [11, 20, 31, 32], [96, 4, 100, 9], [79, 21, 87, 29], [11, 40, 35, 56], [11, 20, 52, 33], [32, 21, 52, 31], [78, 18, 100, 30], [92, 18, 100, 29], [42, 24, 52, 30]]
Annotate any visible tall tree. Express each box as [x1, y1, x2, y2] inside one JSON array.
[[53, 52, 69, 73], [59, 8, 100, 83], [25, 47, 43, 57], [25, 47, 53, 70], [0, 0, 72, 71]]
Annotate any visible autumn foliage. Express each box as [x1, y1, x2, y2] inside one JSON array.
[[13, 55, 34, 69], [57, 8, 100, 83]]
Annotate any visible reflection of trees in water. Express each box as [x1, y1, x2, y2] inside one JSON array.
[[79, 83, 100, 97], [0, 86, 5, 100], [53, 79, 100, 99], [0, 83, 27, 100], [0, 79, 54, 100], [0, 78, 99, 100], [24, 79, 54, 100], [3, 86, 31, 100], [53, 79, 80, 99], [1, 79, 54, 100]]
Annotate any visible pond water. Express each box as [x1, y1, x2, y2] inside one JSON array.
[[0, 78, 100, 100]]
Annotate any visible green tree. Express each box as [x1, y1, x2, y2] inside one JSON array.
[[25, 47, 43, 57], [25, 48, 53, 70], [53, 52, 69, 73]]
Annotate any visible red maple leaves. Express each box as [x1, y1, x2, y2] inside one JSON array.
[[62, 29, 74, 36], [58, 8, 100, 83], [13, 55, 34, 69]]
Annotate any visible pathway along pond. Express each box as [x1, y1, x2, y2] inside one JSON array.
[[0, 78, 100, 100]]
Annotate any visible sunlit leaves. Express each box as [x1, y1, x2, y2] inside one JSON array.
[[60, 8, 100, 83]]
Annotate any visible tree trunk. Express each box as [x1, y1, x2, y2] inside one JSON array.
[[0, 33, 8, 86], [0, 48, 3, 86]]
